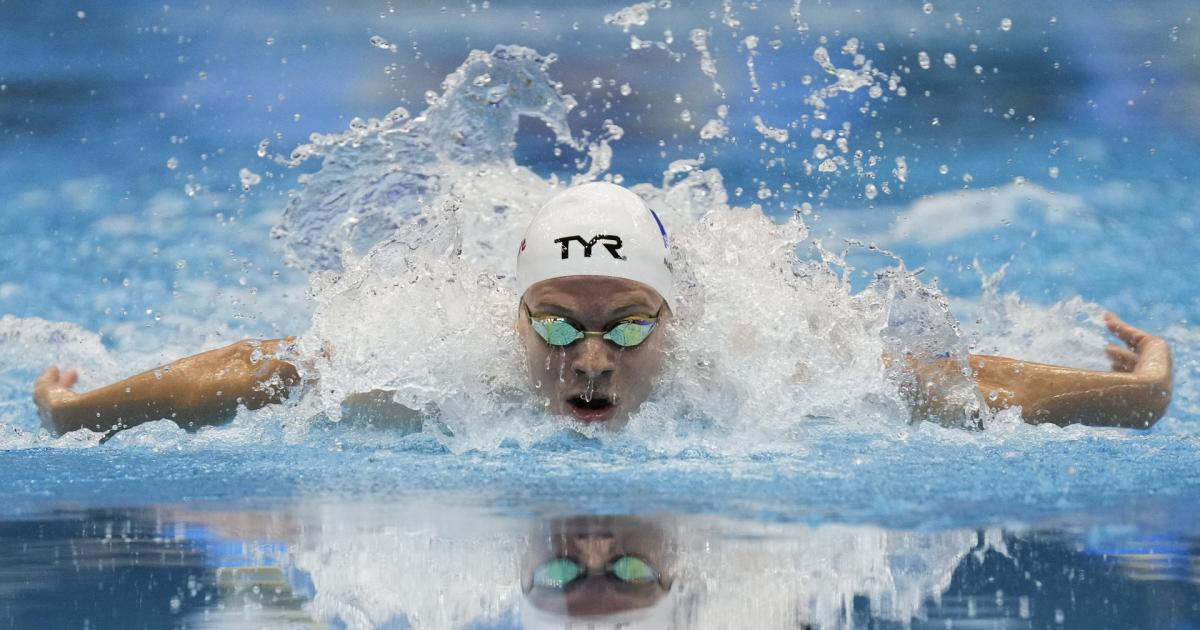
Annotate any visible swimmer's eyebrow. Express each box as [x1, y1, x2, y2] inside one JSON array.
[[606, 303, 660, 319], [529, 302, 658, 324]]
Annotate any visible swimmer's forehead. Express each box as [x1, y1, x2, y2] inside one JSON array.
[[523, 276, 663, 317]]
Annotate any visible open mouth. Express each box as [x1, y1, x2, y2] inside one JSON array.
[[565, 395, 617, 422]]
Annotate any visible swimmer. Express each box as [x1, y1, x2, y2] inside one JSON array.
[[32, 182, 1173, 436]]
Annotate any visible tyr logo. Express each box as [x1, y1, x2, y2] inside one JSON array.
[[553, 234, 627, 260]]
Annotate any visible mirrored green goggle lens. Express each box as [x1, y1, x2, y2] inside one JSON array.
[[530, 318, 656, 348], [609, 555, 659, 584], [532, 558, 584, 589], [531, 318, 584, 346], [531, 556, 660, 590], [604, 321, 656, 347]]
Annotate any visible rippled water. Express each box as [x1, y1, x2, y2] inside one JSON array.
[[2, 0, 1199, 627]]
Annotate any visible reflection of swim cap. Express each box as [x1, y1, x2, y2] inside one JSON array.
[[517, 182, 673, 305]]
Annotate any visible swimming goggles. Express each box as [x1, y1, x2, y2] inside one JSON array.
[[530, 555, 664, 591], [524, 304, 663, 348]]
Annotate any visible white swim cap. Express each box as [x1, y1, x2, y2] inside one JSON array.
[[517, 182, 673, 305]]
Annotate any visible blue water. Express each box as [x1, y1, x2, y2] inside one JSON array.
[[2, 1, 1200, 627]]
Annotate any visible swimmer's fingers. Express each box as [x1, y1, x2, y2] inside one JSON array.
[[34, 367, 81, 430], [1106, 344, 1138, 373], [35, 366, 78, 392], [35, 366, 60, 390], [1105, 313, 1149, 350], [1104, 312, 1172, 382]]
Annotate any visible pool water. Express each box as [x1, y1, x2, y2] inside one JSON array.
[[2, 1, 1199, 628]]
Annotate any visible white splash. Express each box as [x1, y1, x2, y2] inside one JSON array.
[[603, 1, 663, 32], [887, 181, 1090, 245]]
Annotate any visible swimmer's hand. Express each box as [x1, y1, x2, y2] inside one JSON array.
[[33, 366, 82, 432], [31, 338, 301, 437], [970, 313, 1173, 428]]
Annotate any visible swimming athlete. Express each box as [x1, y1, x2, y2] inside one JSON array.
[[32, 182, 1174, 436]]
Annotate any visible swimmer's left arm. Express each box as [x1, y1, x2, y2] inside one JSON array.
[[969, 313, 1173, 428]]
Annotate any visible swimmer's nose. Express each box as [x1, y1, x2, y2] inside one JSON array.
[[573, 533, 615, 570], [571, 337, 615, 380]]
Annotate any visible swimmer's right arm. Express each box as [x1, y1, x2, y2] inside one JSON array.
[[33, 338, 300, 435]]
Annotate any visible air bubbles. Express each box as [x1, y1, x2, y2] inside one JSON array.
[[917, 51, 931, 70], [76, 10, 86, 19], [1048, 166, 1060, 179], [1000, 17, 1013, 32], [943, 53, 957, 69], [619, 83, 632, 96], [864, 183, 878, 200], [922, 2, 933, 14], [166, 157, 178, 170], [938, 164, 949, 175]]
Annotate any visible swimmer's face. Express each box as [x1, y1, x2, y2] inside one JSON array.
[[522, 516, 673, 617], [518, 276, 669, 428]]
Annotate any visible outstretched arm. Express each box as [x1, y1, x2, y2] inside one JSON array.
[[971, 314, 1173, 428], [33, 338, 300, 435]]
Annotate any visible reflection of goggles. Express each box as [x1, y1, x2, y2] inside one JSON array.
[[530, 555, 664, 591], [524, 304, 663, 348]]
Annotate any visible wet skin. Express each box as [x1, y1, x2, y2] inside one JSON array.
[[522, 515, 673, 617], [517, 276, 669, 429]]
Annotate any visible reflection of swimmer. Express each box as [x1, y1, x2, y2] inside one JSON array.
[[33, 182, 1173, 436], [521, 516, 677, 629]]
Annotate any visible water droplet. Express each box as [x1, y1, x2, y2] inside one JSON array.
[[943, 53, 957, 69], [166, 157, 178, 170], [868, 84, 883, 98], [619, 83, 632, 96], [239, 168, 262, 191], [76, 10, 86, 19], [590, 76, 603, 89], [175, 259, 187, 269], [1000, 17, 1012, 32], [917, 51, 931, 70], [265, 37, 275, 46], [369, 35, 391, 50], [1048, 166, 1060, 178], [922, 2, 933, 14], [864, 183, 878, 200], [938, 164, 949, 175]]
